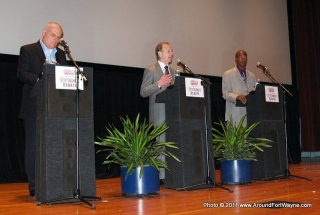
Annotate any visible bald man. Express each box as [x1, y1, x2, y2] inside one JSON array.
[[17, 22, 67, 197]]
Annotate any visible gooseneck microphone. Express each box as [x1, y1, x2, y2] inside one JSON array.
[[60, 38, 69, 48], [257, 62, 269, 71], [177, 59, 189, 68]]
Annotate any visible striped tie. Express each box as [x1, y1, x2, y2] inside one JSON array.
[[240, 71, 248, 90]]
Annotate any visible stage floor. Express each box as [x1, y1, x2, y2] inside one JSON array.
[[0, 161, 319, 215]]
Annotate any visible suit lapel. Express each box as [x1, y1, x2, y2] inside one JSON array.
[[56, 49, 66, 64], [234, 67, 242, 81], [156, 62, 164, 78], [34, 41, 46, 64], [234, 67, 249, 91]]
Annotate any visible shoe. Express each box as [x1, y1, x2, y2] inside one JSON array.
[[160, 179, 165, 186], [29, 190, 35, 197]]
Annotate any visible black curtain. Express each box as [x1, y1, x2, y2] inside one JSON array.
[[0, 54, 26, 183], [0, 54, 301, 183], [288, 0, 320, 151]]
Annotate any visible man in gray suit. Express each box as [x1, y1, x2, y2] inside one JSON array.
[[140, 42, 178, 182], [222, 50, 256, 126]]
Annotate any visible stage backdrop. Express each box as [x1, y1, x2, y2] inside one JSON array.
[[0, 0, 291, 84]]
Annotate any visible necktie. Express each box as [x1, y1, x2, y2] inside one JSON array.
[[164, 66, 169, 75], [240, 71, 248, 90]]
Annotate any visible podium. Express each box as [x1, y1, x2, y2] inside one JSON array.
[[156, 76, 215, 189], [35, 64, 96, 202], [247, 84, 287, 179]]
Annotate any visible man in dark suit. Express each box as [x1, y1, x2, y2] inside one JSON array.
[[17, 22, 67, 197], [140, 42, 178, 182]]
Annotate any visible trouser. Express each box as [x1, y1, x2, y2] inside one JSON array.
[[157, 132, 166, 180], [24, 119, 36, 192]]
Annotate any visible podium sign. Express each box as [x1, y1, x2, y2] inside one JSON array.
[[35, 64, 96, 202], [156, 76, 215, 189], [54, 66, 84, 90], [247, 84, 287, 179]]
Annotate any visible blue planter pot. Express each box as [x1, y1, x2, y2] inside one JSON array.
[[121, 165, 160, 196], [220, 160, 252, 184]]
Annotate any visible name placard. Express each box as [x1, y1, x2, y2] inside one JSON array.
[[265, 85, 279, 102], [185, 77, 204, 98], [55, 66, 84, 90]]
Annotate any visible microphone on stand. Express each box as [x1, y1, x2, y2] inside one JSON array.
[[177, 59, 191, 73], [257, 62, 269, 71], [60, 38, 70, 53], [59, 38, 87, 82], [177, 59, 188, 68], [60, 38, 69, 48]]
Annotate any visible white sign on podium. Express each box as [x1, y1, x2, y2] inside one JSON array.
[[264, 85, 279, 103], [184, 77, 204, 98], [55, 66, 84, 90]]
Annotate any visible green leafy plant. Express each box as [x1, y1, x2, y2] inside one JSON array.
[[212, 115, 272, 161], [95, 114, 180, 178]]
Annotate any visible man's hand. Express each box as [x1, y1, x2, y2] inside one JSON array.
[[158, 74, 173, 87], [236, 94, 247, 104]]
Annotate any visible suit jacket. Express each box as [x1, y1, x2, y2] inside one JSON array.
[[17, 40, 67, 120], [222, 66, 256, 126], [140, 62, 178, 126]]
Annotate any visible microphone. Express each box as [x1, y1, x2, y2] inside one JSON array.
[[177, 59, 189, 68], [257, 62, 269, 71], [60, 38, 69, 48]]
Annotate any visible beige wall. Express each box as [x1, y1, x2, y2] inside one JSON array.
[[0, 0, 291, 84]]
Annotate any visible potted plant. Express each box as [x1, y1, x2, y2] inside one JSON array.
[[212, 115, 272, 184], [95, 114, 180, 196]]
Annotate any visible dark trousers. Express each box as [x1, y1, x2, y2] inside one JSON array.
[[24, 119, 36, 192]]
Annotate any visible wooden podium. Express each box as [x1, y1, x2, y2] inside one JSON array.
[[35, 64, 96, 202], [247, 84, 287, 179], [156, 76, 215, 189]]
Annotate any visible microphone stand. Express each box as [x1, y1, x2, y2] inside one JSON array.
[[176, 64, 232, 193], [63, 46, 88, 82], [40, 45, 102, 209], [260, 68, 311, 182], [180, 64, 212, 85]]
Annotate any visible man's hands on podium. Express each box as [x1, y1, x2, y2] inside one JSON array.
[[236, 94, 247, 104], [158, 74, 173, 88]]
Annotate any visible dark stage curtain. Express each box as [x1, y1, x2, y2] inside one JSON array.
[[0, 53, 301, 183], [289, 0, 320, 151], [0, 55, 26, 183], [0, 54, 150, 182]]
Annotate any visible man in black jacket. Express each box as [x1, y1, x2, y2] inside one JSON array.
[[17, 22, 67, 197]]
